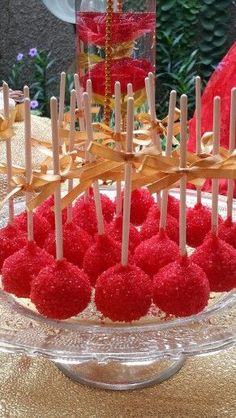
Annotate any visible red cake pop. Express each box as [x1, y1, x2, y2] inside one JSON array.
[[167, 195, 180, 220], [36, 195, 67, 229], [140, 205, 179, 243], [95, 263, 152, 322], [134, 229, 179, 277], [14, 211, 51, 247], [0, 224, 27, 270], [2, 241, 54, 297], [153, 256, 210, 317], [218, 217, 236, 249], [83, 234, 122, 286], [95, 97, 152, 322], [45, 223, 92, 268], [30, 259, 91, 320], [121, 188, 154, 226], [186, 203, 220, 248], [105, 215, 140, 253], [191, 233, 236, 291]]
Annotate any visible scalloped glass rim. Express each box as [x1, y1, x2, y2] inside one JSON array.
[[0, 188, 235, 334]]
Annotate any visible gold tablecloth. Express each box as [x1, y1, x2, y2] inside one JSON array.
[[0, 118, 235, 418]]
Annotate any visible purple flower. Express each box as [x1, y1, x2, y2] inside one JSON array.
[[16, 53, 24, 61], [31, 100, 39, 109], [29, 48, 38, 58]]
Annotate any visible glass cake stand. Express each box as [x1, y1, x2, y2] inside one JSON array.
[[0, 190, 235, 391]]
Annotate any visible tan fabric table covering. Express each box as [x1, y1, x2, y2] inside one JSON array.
[[0, 117, 235, 418]]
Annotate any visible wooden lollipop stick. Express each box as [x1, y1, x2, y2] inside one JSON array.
[[51, 97, 63, 260], [121, 97, 134, 266], [74, 73, 85, 131], [160, 90, 177, 230], [83, 92, 105, 235], [3, 82, 14, 224], [58, 72, 66, 129], [147, 72, 161, 153], [24, 96, 34, 241], [67, 89, 76, 224], [211, 97, 221, 235], [86, 79, 93, 106], [23, 85, 30, 99], [127, 83, 133, 98], [179, 94, 188, 256], [195, 76, 202, 204], [115, 81, 122, 216], [227, 88, 236, 219]]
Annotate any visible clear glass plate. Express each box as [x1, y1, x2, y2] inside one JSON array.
[[0, 189, 235, 390]]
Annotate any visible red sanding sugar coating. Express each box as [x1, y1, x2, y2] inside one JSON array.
[[186, 203, 215, 248], [191, 233, 236, 292], [2, 241, 54, 298], [95, 263, 152, 322], [0, 224, 27, 270], [218, 217, 236, 249], [105, 215, 140, 253], [123, 188, 154, 226], [73, 193, 115, 236], [14, 211, 51, 247], [134, 229, 179, 277], [153, 255, 210, 317], [167, 195, 180, 220], [44, 223, 92, 268], [36, 196, 67, 229], [83, 234, 121, 287], [30, 259, 91, 320], [141, 204, 179, 243]]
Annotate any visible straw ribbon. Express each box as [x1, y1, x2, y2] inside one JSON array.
[[0, 113, 15, 140]]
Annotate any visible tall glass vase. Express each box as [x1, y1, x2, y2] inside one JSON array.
[[76, 0, 156, 124]]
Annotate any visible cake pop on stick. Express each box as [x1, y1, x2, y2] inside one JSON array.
[[44, 90, 92, 266], [2, 98, 53, 297], [191, 96, 236, 292], [30, 97, 91, 320], [218, 87, 236, 248], [82, 92, 121, 285], [95, 97, 152, 322], [74, 73, 85, 131], [153, 95, 210, 317], [186, 77, 214, 247], [134, 91, 179, 277]]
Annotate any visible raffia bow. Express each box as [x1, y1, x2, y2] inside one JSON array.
[[0, 113, 15, 140]]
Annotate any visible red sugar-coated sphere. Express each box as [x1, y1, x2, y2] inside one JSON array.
[[36, 196, 67, 229], [44, 223, 92, 268], [191, 233, 236, 292], [186, 203, 213, 248], [95, 263, 152, 322], [218, 217, 236, 249], [141, 205, 179, 244], [134, 229, 179, 277], [167, 195, 180, 220], [0, 224, 27, 270], [121, 188, 154, 226], [14, 211, 51, 247], [2, 241, 54, 298], [153, 255, 210, 317], [83, 234, 122, 286], [30, 259, 91, 320], [105, 215, 140, 253]]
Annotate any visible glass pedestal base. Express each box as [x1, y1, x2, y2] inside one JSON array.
[[55, 356, 186, 391]]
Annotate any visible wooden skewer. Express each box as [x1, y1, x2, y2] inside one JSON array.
[[211, 97, 221, 235], [58, 72, 66, 130], [227, 88, 236, 219], [179, 94, 188, 256], [160, 90, 177, 230], [74, 73, 85, 131], [115, 81, 122, 216], [121, 97, 134, 266], [67, 89, 76, 224], [24, 96, 34, 242], [86, 79, 93, 106], [23, 85, 30, 99], [195, 76, 202, 205], [51, 97, 63, 260], [83, 92, 105, 235], [127, 83, 133, 98], [3, 82, 14, 224]]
